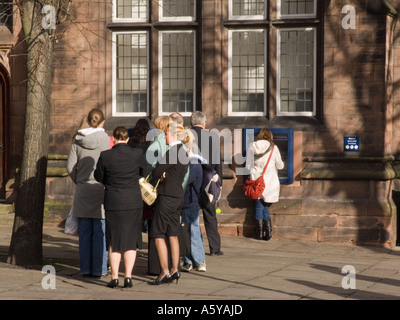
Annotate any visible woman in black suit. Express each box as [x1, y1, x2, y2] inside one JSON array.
[[149, 122, 189, 285], [94, 126, 147, 288]]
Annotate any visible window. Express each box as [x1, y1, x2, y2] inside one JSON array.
[[113, 0, 148, 22], [111, 0, 198, 117], [227, 0, 319, 117], [277, 28, 316, 116], [159, 31, 195, 115], [229, 0, 265, 20], [278, 0, 316, 18], [113, 32, 149, 116], [159, 0, 196, 21], [0, 0, 13, 31], [228, 30, 266, 116]]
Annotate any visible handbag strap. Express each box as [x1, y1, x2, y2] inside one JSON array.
[[261, 145, 274, 175], [144, 172, 161, 190]]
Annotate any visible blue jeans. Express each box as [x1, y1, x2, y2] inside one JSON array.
[[181, 205, 206, 267], [78, 218, 108, 276], [255, 199, 272, 221]]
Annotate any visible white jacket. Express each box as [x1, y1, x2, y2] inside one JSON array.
[[246, 140, 284, 203]]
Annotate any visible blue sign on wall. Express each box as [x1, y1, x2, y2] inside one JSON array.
[[344, 136, 359, 152]]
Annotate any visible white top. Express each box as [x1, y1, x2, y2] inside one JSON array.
[[245, 140, 285, 203]]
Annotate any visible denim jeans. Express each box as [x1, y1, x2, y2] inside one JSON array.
[[78, 218, 108, 276], [255, 199, 272, 221], [181, 205, 206, 267]]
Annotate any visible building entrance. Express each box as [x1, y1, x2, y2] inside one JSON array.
[[0, 66, 9, 200]]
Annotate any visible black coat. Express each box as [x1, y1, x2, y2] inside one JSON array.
[[152, 143, 189, 198], [191, 126, 222, 185], [94, 143, 147, 211]]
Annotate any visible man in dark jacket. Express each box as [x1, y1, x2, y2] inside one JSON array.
[[190, 111, 223, 256]]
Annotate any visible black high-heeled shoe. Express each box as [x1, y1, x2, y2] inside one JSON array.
[[107, 278, 119, 288], [124, 277, 133, 288], [171, 271, 181, 284], [149, 273, 172, 285]]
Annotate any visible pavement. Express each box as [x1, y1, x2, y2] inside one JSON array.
[[0, 220, 399, 305]]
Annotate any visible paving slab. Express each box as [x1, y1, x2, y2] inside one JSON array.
[[0, 224, 399, 304]]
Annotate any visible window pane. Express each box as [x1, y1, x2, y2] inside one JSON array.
[[161, 32, 194, 114], [231, 31, 265, 113], [116, 33, 148, 113], [279, 29, 314, 114], [116, 0, 148, 20], [280, 0, 315, 16], [231, 0, 264, 17], [161, 0, 195, 19]]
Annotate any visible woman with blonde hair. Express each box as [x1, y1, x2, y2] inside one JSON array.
[[149, 122, 189, 285], [245, 128, 284, 240]]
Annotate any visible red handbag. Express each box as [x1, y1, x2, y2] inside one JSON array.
[[243, 146, 274, 200]]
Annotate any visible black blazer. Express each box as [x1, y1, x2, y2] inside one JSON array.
[[94, 143, 147, 211], [152, 143, 189, 198], [191, 126, 222, 185]]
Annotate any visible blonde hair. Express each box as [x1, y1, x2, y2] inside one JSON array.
[[183, 129, 199, 154], [167, 122, 186, 142], [154, 115, 171, 133]]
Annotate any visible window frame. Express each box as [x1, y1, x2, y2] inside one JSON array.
[[159, 0, 196, 22], [228, 29, 267, 117], [112, 30, 150, 117], [277, 0, 317, 19], [158, 29, 197, 117], [228, 0, 266, 20], [112, 0, 149, 23], [225, 0, 320, 119], [110, 0, 200, 118], [276, 27, 317, 117]]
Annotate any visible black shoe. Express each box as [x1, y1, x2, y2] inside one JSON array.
[[124, 277, 133, 288], [107, 279, 119, 288], [149, 273, 172, 285], [210, 250, 224, 256], [171, 271, 181, 284], [263, 219, 272, 241]]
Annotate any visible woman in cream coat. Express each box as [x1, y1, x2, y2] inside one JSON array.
[[246, 128, 284, 240]]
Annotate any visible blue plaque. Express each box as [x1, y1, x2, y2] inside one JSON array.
[[344, 136, 359, 152]]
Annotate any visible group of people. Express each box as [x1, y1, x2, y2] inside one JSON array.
[[67, 109, 226, 288]]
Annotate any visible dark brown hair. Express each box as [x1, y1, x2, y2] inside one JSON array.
[[131, 119, 150, 143], [113, 126, 129, 141], [87, 108, 105, 128]]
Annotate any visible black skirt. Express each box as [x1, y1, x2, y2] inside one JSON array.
[[106, 209, 143, 252]]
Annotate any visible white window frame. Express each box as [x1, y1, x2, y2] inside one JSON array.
[[158, 30, 196, 117], [228, 0, 266, 20], [228, 29, 267, 117], [112, 31, 150, 117], [276, 27, 316, 117], [112, 0, 149, 23], [159, 0, 196, 22], [277, 0, 317, 19]]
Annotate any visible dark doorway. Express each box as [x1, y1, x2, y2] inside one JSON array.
[[0, 66, 10, 200], [392, 190, 400, 246]]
